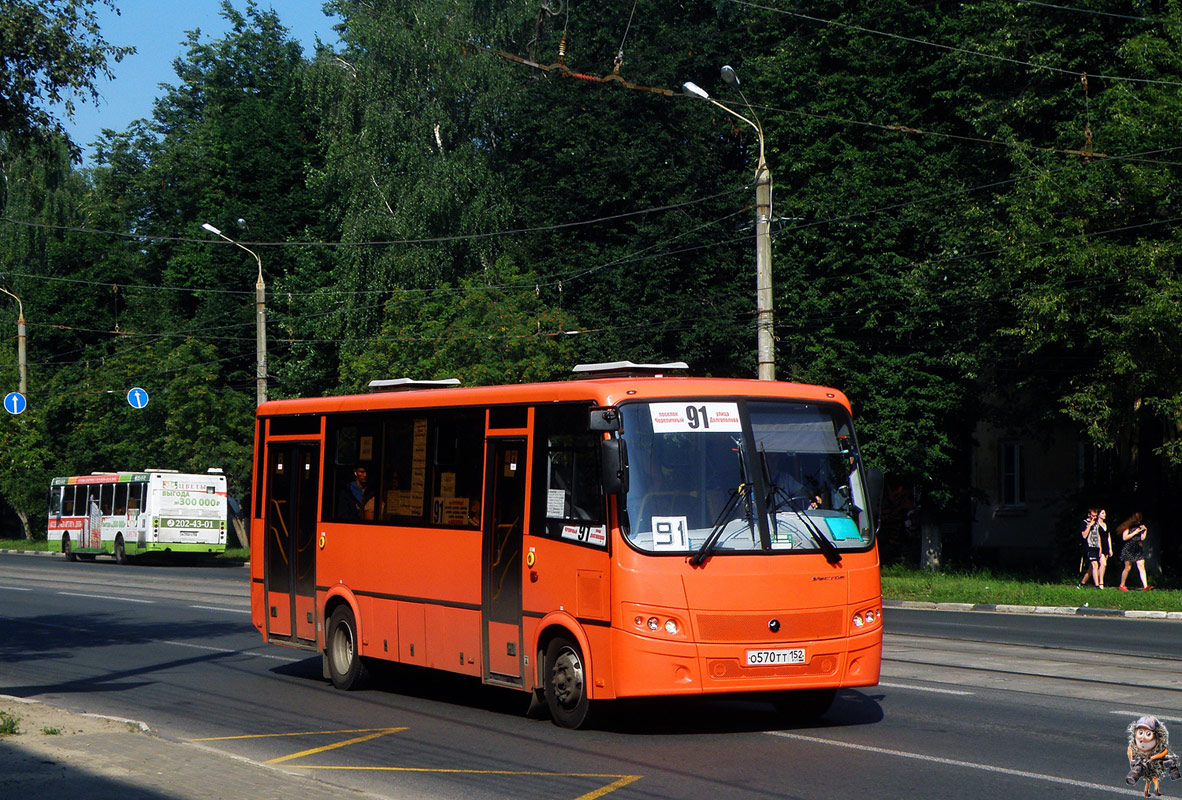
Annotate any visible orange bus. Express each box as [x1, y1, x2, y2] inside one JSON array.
[[249, 363, 883, 728]]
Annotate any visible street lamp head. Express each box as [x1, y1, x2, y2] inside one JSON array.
[[721, 65, 739, 86], [201, 222, 222, 235], [682, 81, 710, 100]]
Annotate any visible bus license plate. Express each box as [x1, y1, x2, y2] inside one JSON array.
[[746, 648, 805, 666]]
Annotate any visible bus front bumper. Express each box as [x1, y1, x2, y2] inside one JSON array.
[[608, 626, 881, 699]]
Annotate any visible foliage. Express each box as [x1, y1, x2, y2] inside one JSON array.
[[3, 0, 1182, 549], [344, 259, 580, 390], [0, 0, 133, 157]]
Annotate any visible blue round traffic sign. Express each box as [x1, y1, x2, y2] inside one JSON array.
[[4, 391, 26, 415], [127, 387, 150, 409]]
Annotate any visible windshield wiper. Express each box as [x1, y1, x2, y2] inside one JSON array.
[[690, 438, 755, 566], [689, 485, 747, 566], [759, 448, 842, 564]]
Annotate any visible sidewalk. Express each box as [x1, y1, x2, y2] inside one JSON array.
[[0, 696, 387, 800], [885, 598, 1182, 620]]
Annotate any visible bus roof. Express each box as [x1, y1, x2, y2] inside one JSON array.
[[50, 471, 226, 486], [257, 375, 852, 417]]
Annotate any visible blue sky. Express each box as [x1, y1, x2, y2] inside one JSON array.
[[64, 1, 340, 163]]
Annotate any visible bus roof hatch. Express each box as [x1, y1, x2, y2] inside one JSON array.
[[368, 378, 462, 392], [571, 361, 689, 378]]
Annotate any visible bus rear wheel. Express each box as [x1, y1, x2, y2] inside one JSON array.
[[63, 537, 76, 562], [544, 636, 592, 729], [326, 606, 370, 691], [114, 536, 128, 565]]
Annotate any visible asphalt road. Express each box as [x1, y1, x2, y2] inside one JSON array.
[[2, 552, 1176, 799]]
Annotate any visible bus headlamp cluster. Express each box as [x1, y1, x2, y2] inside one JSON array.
[[851, 607, 880, 630], [624, 604, 687, 639], [635, 616, 680, 635]]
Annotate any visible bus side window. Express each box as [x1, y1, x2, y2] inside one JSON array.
[[61, 486, 75, 516], [113, 484, 128, 516], [128, 483, 144, 517], [533, 405, 606, 539], [100, 483, 114, 515]]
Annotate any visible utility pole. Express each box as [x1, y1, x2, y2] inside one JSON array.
[[684, 69, 776, 380], [201, 223, 267, 405], [754, 157, 774, 382], [1, 285, 26, 394]]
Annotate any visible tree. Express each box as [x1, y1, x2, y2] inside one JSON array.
[[0, 410, 53, 538], [344, 259, 580, 390], [0, 0, 133, 157]]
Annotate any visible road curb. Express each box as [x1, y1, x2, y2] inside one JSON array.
[[886, 599, 1182, 620]]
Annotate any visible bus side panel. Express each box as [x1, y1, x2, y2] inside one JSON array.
[[398, 602, 426, 665], [522, 536, 613, 694], [251, 578, 266, 638], [427, 605, 481, 676], [358, 595, 395, 659]]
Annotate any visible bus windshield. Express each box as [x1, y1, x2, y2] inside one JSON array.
[[620, 399, 873, 556]]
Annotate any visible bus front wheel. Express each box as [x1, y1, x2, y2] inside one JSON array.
[[544, 636, 592, 729], [63, 537, 76, 562], [326, 606, 370, 691], [114, 536, 127, 565]]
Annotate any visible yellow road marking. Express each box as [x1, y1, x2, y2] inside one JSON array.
[[264, 728, 408, 764], [570, 775, 644, 799], [191, 727, 399, 742], [191, 726, 642, 799]]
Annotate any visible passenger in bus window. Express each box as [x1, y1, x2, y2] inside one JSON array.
[[339, 465, 375, 521]]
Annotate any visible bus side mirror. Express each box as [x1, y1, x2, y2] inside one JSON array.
[[866, 467, 885, 530], [589, 407, 622, 432], [602, 438, 629, 497]]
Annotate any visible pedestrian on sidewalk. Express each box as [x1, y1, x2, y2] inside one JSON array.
[[1118, 512, 1152, 591], [1095, 508, 1112, 589], [1078, 508, 1102, 588]]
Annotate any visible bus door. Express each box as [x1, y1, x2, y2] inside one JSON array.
[[483, 438, 526, 683], [264, 442, 320, 646]]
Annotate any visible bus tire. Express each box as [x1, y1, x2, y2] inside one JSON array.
[[114, 536, 128, 565], [326, 605, 370, 691], [770, 688, 837, 721], [544, 636, 592, 729], [63, 536, 77, 562]]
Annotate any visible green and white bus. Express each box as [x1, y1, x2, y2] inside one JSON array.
[[48, 469, 228, 563]]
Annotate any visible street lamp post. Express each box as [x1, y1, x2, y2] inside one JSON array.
[[0, 284, 27, 395], [684, 70, 775, 381], [202, 223, 267, 405]]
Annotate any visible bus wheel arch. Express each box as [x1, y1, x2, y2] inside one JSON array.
[[113, 535, 127, 565], [62, 535, 76, 562], [325, 602, 370, 691]]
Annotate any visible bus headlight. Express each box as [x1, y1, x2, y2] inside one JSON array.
[[852, 606, 881, 632], [623, 603, 688, 640]]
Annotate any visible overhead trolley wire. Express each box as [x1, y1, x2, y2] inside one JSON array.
[[733, 0, 1182, 88]]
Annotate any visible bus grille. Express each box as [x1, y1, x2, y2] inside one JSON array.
[[695, 609, 843, 642]]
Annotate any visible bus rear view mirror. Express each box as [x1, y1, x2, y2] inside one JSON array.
[[601, 438, 629, 496], [866, 467, 885, 531], [589, 407, 622, 432]]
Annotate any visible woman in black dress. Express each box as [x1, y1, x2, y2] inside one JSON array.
[[1118, 512, 1151, 591]]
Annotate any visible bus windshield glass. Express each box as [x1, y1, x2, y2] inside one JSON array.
[[620, 400, 873, 556]]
